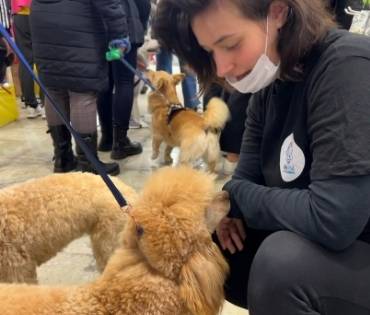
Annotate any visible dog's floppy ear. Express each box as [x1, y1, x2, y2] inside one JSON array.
[[179, 242, 229, 315], [205, 191, 230, 233], [173, 73, 186, 85]]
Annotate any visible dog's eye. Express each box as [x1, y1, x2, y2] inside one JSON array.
[[136, 225, 144, 238]]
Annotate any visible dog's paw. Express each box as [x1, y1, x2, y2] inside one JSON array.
[[151, 152, 159, 160]]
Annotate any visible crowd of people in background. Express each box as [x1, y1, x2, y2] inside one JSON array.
[[0, 0, 364, 176]]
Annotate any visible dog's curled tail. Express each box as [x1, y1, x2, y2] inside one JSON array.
[[203, 97, 230, 130]]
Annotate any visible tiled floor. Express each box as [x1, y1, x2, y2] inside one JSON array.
[[0, 96, 248, 314]]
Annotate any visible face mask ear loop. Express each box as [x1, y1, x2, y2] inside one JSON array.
[[265, 16, 269, 55]]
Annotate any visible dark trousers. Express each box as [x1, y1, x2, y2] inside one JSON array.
[[219, 91, 249, 154], [97, 63, 113, 135], [13, 14, 37, 107], [111, 45, 138, 132], [217, 229, 370, 314], [203, 84, 249, 154]]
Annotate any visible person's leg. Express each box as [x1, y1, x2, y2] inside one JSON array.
[[156, 48, 173, 73], [44, 88, 76, 172], [111, 45, 142, 160], [212, 226, 273, 308], [69, 91, 120, 176], [97, 64, 114, 151], [129, 79, 143, 129], [203, 83, 225, 109], [248, 231, 370, 315], [179, 62, 200, 110], [219, 91, 249, 174], [13, 15, 39, 116]]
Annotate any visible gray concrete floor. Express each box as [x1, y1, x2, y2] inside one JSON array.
[[0, 93, 248, 314]]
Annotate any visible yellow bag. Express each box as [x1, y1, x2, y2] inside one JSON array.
[[0, 84, 19, 127]]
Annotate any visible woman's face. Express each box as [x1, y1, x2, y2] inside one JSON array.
[[191, 0, 288, 79]]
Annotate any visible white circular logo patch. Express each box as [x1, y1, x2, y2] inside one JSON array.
[[280, 133, 305, 182]]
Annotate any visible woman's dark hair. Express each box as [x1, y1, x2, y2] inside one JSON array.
[[152, 0, 335, 91]]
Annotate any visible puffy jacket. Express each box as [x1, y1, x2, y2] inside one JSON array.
[[30, 0, 127, 93], [123, 0, 150, 45]]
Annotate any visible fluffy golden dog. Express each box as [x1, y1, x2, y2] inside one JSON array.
[[0, 166, 229, 315], [147, 70, 230, 172], [0, 172, 137, 283]]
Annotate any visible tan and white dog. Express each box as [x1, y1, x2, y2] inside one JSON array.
[[147, 70, 230, 172]]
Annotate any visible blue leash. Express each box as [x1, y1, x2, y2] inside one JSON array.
[[120, 57, 156, 91], [106, 46, 156, 91], [0, 24, 127, 208]]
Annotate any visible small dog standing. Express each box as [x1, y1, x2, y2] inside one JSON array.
[[0, 172, 137, 283], [147, 70, 230, 172]]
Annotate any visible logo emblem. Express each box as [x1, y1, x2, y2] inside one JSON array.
[[280, 133, 305, 182]]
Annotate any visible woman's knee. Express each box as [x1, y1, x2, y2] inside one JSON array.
[[247, 231, 317, 301]]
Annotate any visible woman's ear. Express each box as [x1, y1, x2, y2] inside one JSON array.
[[269, 1, 290, 29], [179, 242, 229, 315]]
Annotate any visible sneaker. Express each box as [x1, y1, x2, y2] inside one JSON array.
[[196, 104, 204, 113], [41, 106, 46, 119], [26, 105, 42, 119], [129, 119, 142, 129]]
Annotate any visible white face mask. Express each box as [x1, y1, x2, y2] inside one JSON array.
[[225, 18, 280, 94]]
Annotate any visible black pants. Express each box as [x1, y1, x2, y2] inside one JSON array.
[[13, 14, 37, 107], [219, 91, 249, 154], [217, 229, 370, 314], [111, 44, 138, 131], [97, 63, 113, 134]]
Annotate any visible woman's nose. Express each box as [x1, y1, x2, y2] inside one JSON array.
[[213, 51, 234, 78]]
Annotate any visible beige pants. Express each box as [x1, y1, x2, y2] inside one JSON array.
[[45, 88, 97, 134]]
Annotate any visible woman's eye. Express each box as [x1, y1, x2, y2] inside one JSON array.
[[224, 43, 239, 51]]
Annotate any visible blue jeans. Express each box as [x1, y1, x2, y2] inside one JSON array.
[[156, 48, 200, 109]]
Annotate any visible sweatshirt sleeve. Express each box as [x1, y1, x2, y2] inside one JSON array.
[[224, 63, 370, 251], [93, 0, 128, 41], [224, 174, 370, 251]]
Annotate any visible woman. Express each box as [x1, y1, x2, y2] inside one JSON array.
[[30, 0, 127, 175], [153, 0, 370, 314], [12, 0, 41, 118], [108, 0, 150, 160]]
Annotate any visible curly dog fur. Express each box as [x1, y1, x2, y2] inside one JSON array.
[[147, 70, 230, 172], [0, 172, 137, 283], [0, 166, 229, 315]]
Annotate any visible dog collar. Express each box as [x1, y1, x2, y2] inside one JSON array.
[[167, 104, 186, 124]]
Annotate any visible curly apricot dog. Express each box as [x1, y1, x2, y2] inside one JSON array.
[[0, 172, 137, 283], [0, 166, 229, 315]]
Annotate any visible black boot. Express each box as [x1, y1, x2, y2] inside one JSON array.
[[76, 133, 120, 176], [48, 125, 77, 173], [111, 125, 143, 160]]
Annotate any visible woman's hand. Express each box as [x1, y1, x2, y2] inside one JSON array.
[[216, 217, 246, 254]]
